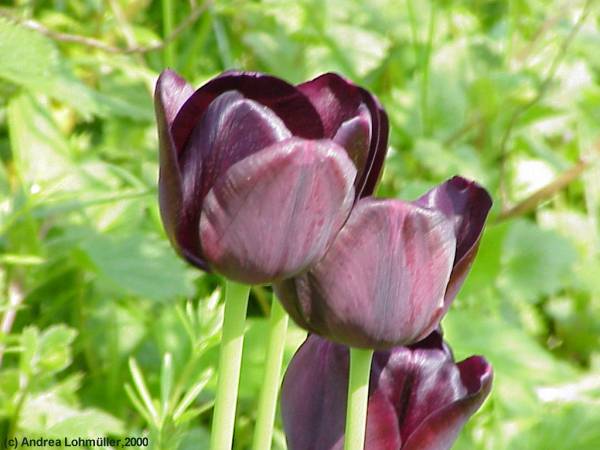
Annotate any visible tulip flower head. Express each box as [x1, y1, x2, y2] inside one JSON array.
[[274, 177, 492, 349], [155, 70, 388, 284], [281, 331, 493, 450]]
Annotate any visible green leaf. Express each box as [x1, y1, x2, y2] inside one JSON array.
[[128, 357, 160, 425], [324, 25, 390, 78], [238, 319, 306, 399], [160, 353, 174, 418], [20, 393, 124, 438], [412, 138, 487, 182], [178, 427, 210, 450], [37, 325, 78, 375], [172, 369, 213, 422], [0, 18, 99, 116], [19, 325, 77, 377], [443, 309, 578, 415], [510, 403, 600, 450], [7, 93, 73, 187], [0, 18, 62, 90], [0, 18, 151, 119], [458, 223, 508, 306], [500, 220, 578, 301], [243, 31, 305, 82], [81, 232, 195, 302], [46, 409, 125, 438]]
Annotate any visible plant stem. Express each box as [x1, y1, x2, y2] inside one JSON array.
[[162, 0, 175, 66], [251, 298, 289, 450], [344, 348, 374, 450], [210, 281, 250, 450], [420, 3, 436, 136]]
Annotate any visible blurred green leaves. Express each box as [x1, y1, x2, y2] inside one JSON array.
[[501, 220, 577, 301], [0, 18, 99, 117], [80, 233, 194, 302], [19, 325, 77, 376]]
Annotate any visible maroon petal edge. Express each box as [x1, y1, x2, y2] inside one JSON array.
[[155, 69, 209, 269], [416, 176, 493, 309], [297, 73, 389, 197], [172, 71, 325, 153], [402, 356, 493, 450]]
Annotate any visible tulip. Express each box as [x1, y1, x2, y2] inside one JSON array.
[[155, 69, 389, 285], [274, 176, 492, 349], [281, 331, 493, 450]]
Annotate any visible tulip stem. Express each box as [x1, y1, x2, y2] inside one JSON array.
[[344, 348, 374, 450], [251, 297, 289, 450], [161, 0, 175, 67], [210, 280, 250, 450]]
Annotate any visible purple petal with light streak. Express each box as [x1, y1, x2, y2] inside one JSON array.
[[199, 138, 356, 284]]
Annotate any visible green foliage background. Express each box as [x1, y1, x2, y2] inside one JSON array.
[[1, 0, 599, 448]]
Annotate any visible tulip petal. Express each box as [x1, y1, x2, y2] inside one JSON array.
[[333, 104, 372, 178], [364, 391, 403, 449], [356, 88, 389, 197], [401, 356, 493, 450], [281, 335, 402, 450], [172, 71, 324, 153], [298, 73, 389, 196], [179, 91, 291, 256], [275, 198, 456, 348], [154, 70, 209, 268], [373, 332, 468, 444], [199, 138, 356, 284], [417, 176, 492, 307], [156, 69, 195, 129], [281, 336, 348, 450], [298, 73, 364, 138], [175, 91, 292, 265], [281, 333, 492, 450]]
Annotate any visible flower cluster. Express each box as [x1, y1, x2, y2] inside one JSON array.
[[156, 69, 493, 449]]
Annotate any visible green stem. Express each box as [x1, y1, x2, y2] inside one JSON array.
[[162, 0, 175, 67], [420, 3, 436, 136], [344, 348, 374, 450], [251, 298, 289, 450], [406, 0, 419, 63], [209, 281, 250, 450]]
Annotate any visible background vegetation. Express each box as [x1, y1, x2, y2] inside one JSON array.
[[1, 0, 599, 448]]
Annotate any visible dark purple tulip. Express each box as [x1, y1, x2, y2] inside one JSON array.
[[281, 331, 493, 450], [155, 70, 388, 284], [274, 177, 492, 348]]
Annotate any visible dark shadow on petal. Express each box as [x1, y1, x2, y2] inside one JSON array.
[[172, 71, 324, 152], [355, 88, 389, 198]]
